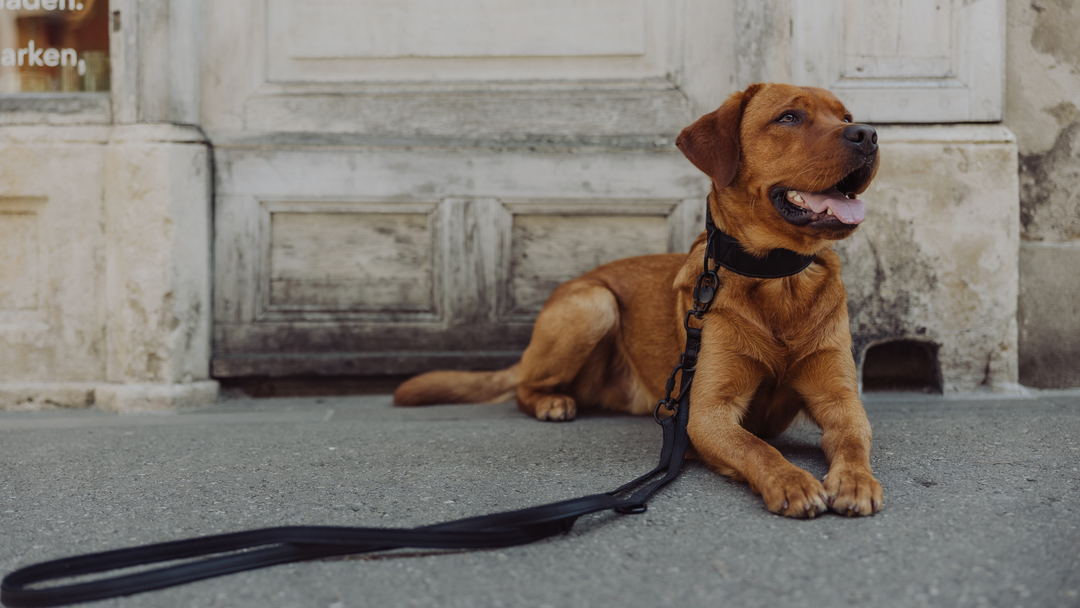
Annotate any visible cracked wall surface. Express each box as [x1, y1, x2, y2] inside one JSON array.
[[837, 127, 1020, 393], [1006, 0, 1080, 387]]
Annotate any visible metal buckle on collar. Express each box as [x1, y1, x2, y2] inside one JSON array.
[[693, 269, 720, 311]]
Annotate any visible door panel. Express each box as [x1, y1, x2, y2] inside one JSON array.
[[265, 0, 664, 83], [281, 0, 647, 59], [793, 0, 1004, 122]]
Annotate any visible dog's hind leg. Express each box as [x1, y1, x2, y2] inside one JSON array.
[[516, 279, 619, 421]]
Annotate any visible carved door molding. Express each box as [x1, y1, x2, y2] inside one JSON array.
[[792, 0, 1004, 122]]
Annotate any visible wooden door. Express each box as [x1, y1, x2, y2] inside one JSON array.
[[204, 0, 725, 379]]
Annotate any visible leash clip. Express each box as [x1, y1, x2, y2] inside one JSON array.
[[653, 357, 690, 424], [653, 398, 677, 424]]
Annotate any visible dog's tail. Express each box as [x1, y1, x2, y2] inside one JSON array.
[[393, 364, 520, 406]]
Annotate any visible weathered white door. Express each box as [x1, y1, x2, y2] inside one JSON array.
[[204, 0, 726, 379]]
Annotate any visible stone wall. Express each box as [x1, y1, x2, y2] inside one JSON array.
[[836, 127, 1020, 393], [0, 0, 218, 411], [1005, 0, 1080, 388]]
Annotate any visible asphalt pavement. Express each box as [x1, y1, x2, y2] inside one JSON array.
[[2, 391, 1079, 608]]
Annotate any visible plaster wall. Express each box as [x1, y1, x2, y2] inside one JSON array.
[[837, 127, 1020, 392], [98, 125, 216, 412], [1005, 0, 1080, 388], [0, 0, 216, 411], [0, 127, 109, 390], [0, 125, 217, 411], [104, 125, 212, 387]]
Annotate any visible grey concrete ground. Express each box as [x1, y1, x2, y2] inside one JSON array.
[[2, 392, 1079, 608]]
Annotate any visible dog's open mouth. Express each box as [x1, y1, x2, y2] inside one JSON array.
[[770, 168, 873, 228], [776, 187, 865, 224]]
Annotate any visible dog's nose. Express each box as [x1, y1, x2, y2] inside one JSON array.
[[843, 124, 878, 154]]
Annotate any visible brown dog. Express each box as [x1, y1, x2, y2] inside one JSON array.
[[395, 83, 883, 518]]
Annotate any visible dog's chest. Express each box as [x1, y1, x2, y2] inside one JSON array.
[[720, 270, 844, 361]]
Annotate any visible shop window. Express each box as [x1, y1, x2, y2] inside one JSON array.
[[0, 0, 108, 93], [862, 340, 943, 393]]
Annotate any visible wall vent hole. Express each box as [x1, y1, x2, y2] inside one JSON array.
[[862, 340, 942, 393]]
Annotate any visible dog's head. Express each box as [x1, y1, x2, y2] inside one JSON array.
[[677, 83, 879, 256]]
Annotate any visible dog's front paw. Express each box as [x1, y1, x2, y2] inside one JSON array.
[[534, 395, 577, 422], [823, 465, 883, 516], [758, 467, 829, 518]]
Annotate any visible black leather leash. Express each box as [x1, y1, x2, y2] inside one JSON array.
[[1, 250, 719, 608]]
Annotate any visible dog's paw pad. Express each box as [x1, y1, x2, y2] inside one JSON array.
[[762, 468, 828, 518], [823, 466, 883, 517], [535, 395, 576, 422]]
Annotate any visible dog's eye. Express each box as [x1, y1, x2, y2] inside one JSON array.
[[778, 113, 798, 124], [844, 115, 853, 123]]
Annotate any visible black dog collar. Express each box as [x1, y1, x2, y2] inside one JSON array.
[[705, 207, 815, 279]]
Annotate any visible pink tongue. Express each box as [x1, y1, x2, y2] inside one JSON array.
[[798, 187, 866, 225]]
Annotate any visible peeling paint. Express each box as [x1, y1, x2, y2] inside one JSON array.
[[840, 217, 939, 370], [1019, 122, 1080, 241], [1029, 0, 1080, 69]]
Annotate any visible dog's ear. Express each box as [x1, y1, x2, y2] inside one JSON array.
[[676, 84, 764, 189]]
